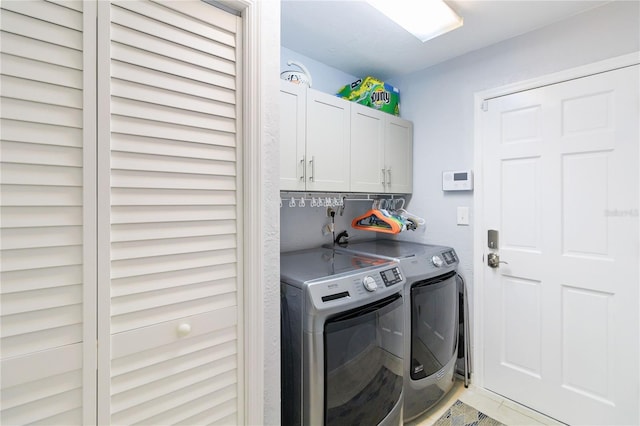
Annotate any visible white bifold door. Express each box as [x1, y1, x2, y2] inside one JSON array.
[[1, 1, 243, 424], [481, 65, 639, 425], [99, 2, 242, 424], [1, 1, 96, 424]]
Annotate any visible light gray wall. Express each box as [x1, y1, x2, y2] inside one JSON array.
[[280, 198, 395, 252], [280, 46, 358, 95], [386, 0, 639, 307]]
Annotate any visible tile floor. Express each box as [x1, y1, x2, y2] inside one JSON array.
[[408, 380, 566, 426]]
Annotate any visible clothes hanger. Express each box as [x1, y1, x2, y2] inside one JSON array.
[[351, 209, 403, 234]]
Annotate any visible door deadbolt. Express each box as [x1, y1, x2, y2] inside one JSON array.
[[487, 252, 508, 268]]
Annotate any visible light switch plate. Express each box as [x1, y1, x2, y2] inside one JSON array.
[[457, 207, 469, 226]]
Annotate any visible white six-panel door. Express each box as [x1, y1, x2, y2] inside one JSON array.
[[481, 65, 639, 425]]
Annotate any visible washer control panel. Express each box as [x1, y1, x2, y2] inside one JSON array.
[[441, 250, 458, 265], [307, 264, 405, 310], [380, 267, 403, 287]]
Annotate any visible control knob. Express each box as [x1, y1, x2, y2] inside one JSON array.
[[362, 276, 377, 292], [431, 255, 444, 267]]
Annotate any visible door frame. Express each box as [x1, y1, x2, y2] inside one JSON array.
[[471, 52, 640, 392]]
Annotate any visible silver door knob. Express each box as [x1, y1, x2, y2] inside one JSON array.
[[487, 253, 508, 268]]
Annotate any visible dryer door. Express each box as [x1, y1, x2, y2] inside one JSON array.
[[323, 294, 403, 426], [410, 271, 458, 380]]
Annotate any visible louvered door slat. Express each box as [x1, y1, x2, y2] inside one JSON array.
[[104, 2, 241, 422], [111, 132, 236, 160], [0, 32, 83, 69], [1, 265, 82, 293], [111, 43, 235, 89], [110, 248, 237, 280], [1, 98, 83, 128], [48, 0, 83, 13], [111, 78, 236, 118], [0, 53, 83, 88], [112, 279, 236, 315], [0, 9, 82, 49], [1, 226, 82, 250], [0, 1, 91, 423], [115, 1, 235, 48], [111, 234, 236, 261], [111, 151, 236, 175], [176, 400, 237, 426], [1, 119, 83, 147], [152, 0, 237, 33], [111, 204, 236, 224], [111, 97, 235, 132], [111, 263, 236, 297], [117, 381, 237, 426], [111, 115, 236, 146], [2, 141, 83, 166], [110, 24, 235, 75], [1, 75, 83, 108], [111, 350, 236, 404], [1, 1, 82, 30], [111, 291, 236, 332], [111, 170, 236, 192], [111, 61, 236, 104], [111, 5, 235, 61], [111, 220, 236, 242]]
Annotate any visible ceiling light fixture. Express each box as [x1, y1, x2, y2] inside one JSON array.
[[366, 0, 463, 42]]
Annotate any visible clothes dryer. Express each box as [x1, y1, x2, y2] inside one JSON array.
[[280, 247, 406, 426], [331, 239, 460, 421]]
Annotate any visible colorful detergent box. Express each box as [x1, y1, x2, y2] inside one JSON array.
[[337, 76, 400, 116]]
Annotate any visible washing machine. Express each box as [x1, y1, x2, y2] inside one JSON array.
[[331, 239, 460, 421], [280, 247, 406, 426]]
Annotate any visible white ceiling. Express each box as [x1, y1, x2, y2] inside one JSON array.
[[281, 0, 610, 80]]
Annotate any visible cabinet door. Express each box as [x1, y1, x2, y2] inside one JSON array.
[[306, 90, 351, 191], [385, 116, 413, 193], [0, 1, 96, 424], [280, 81, 306, 191], [350, 103, 385, 193]]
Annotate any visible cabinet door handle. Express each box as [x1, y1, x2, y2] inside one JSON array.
[[381, 168, 386, 186], [299, 156, 305, 181], [309, 156, 315, 182], [387, 169, 392, 185]]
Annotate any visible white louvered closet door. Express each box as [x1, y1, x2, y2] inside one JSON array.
[[99, 2, 243, 424], [0, 1, 96, 425]]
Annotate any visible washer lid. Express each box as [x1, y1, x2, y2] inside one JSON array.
[[280, 247, 394, 285], [338, 239, 451, 260]]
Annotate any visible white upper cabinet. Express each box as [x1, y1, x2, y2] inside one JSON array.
[[350, 103, 413, 193], [350, 103, 386, 192], [279, 84, 412, 193], [384, 115, 413, 194], [305, 89, 351, 191], [279, 81, 306, 191]]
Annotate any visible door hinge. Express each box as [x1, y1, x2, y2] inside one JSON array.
[[481, 100, 488, 112]]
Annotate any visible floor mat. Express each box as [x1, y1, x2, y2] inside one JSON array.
[[433, 400, 504, 426]]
